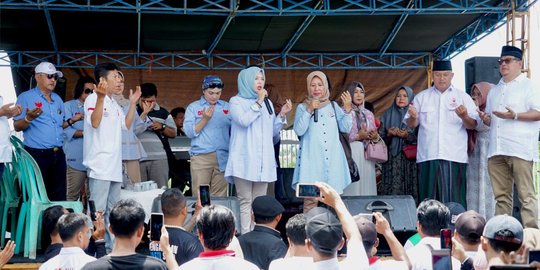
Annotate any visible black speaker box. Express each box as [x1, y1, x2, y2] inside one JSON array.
[[342, 195, 418, 255], [465, 57, 501, 93]]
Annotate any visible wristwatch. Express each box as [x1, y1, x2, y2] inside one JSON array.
[[514, 112, 518, 120], [162, 124, 166, 130]]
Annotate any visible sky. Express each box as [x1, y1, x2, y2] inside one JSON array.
[[1, 3, 538, 107]]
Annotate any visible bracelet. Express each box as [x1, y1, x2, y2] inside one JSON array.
[[67, 119, 73, 126], [24, 115, 32, 123], [514, 112, 518, 120]]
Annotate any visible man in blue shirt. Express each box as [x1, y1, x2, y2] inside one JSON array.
[[14, 62, 74, 201], [184, 75, 231, 197], [64, 76, 96, 201]]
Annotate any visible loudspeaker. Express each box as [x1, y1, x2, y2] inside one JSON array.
[[341, 195, 418, 255], [465, 57, 501, 93]]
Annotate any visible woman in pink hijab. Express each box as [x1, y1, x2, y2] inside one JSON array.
[[466, 82, 495, 219]]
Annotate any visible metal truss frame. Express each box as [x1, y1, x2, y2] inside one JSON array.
[[0, 51, 431, 70], [0, 0, 529, 16]]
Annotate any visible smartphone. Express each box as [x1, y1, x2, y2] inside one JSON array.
[[440, 228, 452, 249], [199, 185, 211, 206], [356, 213, 376, 224], [529, 249, 540, 263], [296, 183, 321, 198], [150, 213, 164, 241], [489, 266, 535, 270], [431, 249, 452, 270], [88, 200, 96, 222]]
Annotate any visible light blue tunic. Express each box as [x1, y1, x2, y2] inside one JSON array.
[[224, 96, 285, 183], [292, 102, 353, 194], [63, 99, 86, 171], [118, 102, 147, 161]]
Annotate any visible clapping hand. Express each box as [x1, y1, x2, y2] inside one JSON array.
[[129, 86, 142, 105], [95, 79, 107, 98], [26, 107, 43, 121], [455, 104, 468, 119], [407, 104, 417, 119], [279, 99, 293, 117], [203, 105, 215, 120], [0, 103, 22, 118], [341, 91, 352, 112], [493, 106, 516, 120], [477, 109, 491, 126]]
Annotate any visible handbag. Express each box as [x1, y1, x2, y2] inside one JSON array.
[[402, 144, 417, 159], [331, 102, 360, 183], [365, 138, 388, 162]]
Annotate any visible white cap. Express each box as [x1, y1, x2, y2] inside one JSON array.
[[34, 62, 63, 78]]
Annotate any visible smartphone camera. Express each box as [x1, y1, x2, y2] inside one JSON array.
[[296, 184, 321, 198], [150, 213, 164, 241], [88, 200, 97, 222], [199, 185, 211, 206], [440, 228, 452, 249]]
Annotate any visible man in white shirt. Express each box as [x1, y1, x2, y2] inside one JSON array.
[[39, 213, 96, 270], [269, 213, 314, 270], [83, 62, 141, 250], [479, 45, 540, 229], [0, 96, 22, 181], [405, 60, 478, 207]]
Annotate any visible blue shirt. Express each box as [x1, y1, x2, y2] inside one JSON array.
[[63, 99, 86, 171], [184, 97, 231, 171], [14, 87, 65, 149]]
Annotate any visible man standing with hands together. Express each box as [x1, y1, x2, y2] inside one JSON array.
[[83, 63, 141, 250], [184, 75, 231, 198], [405, 60, 478, 207], [478, 45, 540, 228]]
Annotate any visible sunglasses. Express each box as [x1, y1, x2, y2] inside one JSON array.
[[203, 81, 224, 90], [497, 57, 518, 65], [43, 74, 59, 80], [84, 88, 93, 94]]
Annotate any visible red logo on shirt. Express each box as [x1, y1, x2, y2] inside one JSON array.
[[223, 109, 229, 114], [34, 102, 42, 108], [197, 110, 203, 116]]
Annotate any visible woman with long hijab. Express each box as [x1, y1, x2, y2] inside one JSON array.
[[378, 86, 418, 202], [466, 82, 495, 219], [225, 66, 292, 234], [342, 81, 378, 196], [292, 71, 353, 212]]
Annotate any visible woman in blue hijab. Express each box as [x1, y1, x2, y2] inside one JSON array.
[[225, 66, 292, 234], [378, 86, 418, 203]]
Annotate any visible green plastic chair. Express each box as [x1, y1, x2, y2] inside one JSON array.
[[16, 148, 83, 259], [0, 154, 21, 249]]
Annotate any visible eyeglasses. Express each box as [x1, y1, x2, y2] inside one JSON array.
[[203, 81, 224, 90], [497, 57, 518, 65], [43, 74, 59, 81], [84, 88, 93, 94]]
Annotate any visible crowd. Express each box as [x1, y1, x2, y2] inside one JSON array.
[[0, 44, 539, 269]]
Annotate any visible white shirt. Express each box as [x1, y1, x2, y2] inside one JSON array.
[[484, 73, 540, 161], [39, 247, 96, 270], [0, 96, 12, 163], [83, 93, 127, 182], [269, 256, 315, 270], [406, 236, 461, 270], [179, 255, 259, 270], [403, 86, 478, 163], [370, 259, 409, 270]]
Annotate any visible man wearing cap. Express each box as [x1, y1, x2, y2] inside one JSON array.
[[405, 60, 478, 207], [479, 45, 540, 228], [137, 82, 177, 188], [480, 214, 524, 267], [305, 183, 369, 269], [14, 61, 74, 201], [184, 75, 231, 197], [238, 195, 287, 270], [454, 210, 486, 262]]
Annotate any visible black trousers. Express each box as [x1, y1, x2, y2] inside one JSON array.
[[25, 146, 67, 201]]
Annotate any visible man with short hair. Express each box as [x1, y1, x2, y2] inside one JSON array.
[[162, 205, 258, 270], [355, 213, 410, 269], [42, 205, 69, 262], [480, 214, 524, 267], [81, 199, 167, 270], [269, 213, 312, 270], [39, 213, 96, 270], [83, 62, 141, 250], [13, 62, 73, 201], [406, 199, 453, 270], [304, 183, 369, 269], [184, 75, 231, 197], [238, 195, 287, 270], [137, 82, 177, 188], [170, 107, 186, 136], [160, 188, 203, 266], [479, 45, 540, 229], [405, 60, 479, 207]]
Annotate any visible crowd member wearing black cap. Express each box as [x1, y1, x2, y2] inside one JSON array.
[[355, 213, 410, 269], [238, 195, 287, 270], [479, 45, 540, 229], [304, 183, 369, 269], [453, 210, 485, 262], [405, 60, 478, 207]]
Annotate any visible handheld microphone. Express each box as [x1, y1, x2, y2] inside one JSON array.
[[264, 97, 273, 115], [314, 109, 318, 122]]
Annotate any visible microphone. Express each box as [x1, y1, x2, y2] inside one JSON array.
[[314, 109, 318, 122], [264, 97, 273, 115]]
